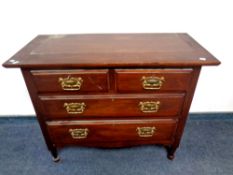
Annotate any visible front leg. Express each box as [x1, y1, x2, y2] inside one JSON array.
[[50, 145, 60, 162], [165, 145, 178, 160]]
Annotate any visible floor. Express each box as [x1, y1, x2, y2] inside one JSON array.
[[0, 113, 233, 175]]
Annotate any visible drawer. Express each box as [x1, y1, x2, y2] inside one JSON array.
[[39, 94, 185, 119], [30, 69, 109, 93], [115, 69, 193, 92], [47, 119, 177, 145]]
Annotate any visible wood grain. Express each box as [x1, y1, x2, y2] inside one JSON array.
[[39, 93, 185, 119], [31, 69, 109, 93], [2, 33, 220, 68], [116, 68, 193, 92], [47, 119, 177, 145]]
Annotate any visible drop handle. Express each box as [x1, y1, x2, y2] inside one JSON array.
[[64, 102, 86, 114], [139, 101, 160, 113], [141, 76, 165, 90], [136, 127, 156, 137], [69, 128, 89, 139], [59, 76, 83, 91]]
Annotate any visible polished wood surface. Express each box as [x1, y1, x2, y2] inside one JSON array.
[[39, 93, 185, 119], [47, 119, 177, 145], [2, 33, 220, 161], [3, 33, 220, 68], [116, 68, 193, 92], [31, 69, 109, 93]]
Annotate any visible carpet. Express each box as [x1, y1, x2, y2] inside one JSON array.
[[0, 113, 233, 175]]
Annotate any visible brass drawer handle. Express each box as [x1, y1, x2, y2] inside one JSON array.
[[59, 76, 83, 91], [69, 128, 89, 139], [141, 76, 165, 90], [136, 127, 156, 137], [139, 101, 160, 113], [64, 102, 86, 114]]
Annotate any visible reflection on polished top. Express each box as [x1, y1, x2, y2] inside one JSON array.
[[3, 33, 220, 68]]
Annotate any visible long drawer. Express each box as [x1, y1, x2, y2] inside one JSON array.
[[115, 69, 193, 92], [47, 119, 177, 145], [30, 69, 109, 93], [39, 94, 185, 119]]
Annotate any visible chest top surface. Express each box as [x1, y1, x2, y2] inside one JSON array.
[[3, 33, 220, 68]]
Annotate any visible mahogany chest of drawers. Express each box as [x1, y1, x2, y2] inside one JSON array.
[[3, 33, 220, 161]]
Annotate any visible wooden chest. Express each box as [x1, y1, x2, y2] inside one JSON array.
[[3, 33, 220, 161]]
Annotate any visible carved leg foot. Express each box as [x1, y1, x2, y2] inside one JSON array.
[[165, 146, 177, 160]]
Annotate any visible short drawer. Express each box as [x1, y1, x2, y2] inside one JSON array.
[[47, 119, 177, 145], [30, 69, 109, 93], [39, 94, 185, 119], [115, 69, 193, 92]]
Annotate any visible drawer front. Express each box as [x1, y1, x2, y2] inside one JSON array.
[[115, 69, 193, 92], [30, 69, 109, 93], [47, 119, 177, 145], [39, 94, 184, 119]]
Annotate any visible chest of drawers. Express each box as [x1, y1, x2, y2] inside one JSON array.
[[3, 33, 220, 161]]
